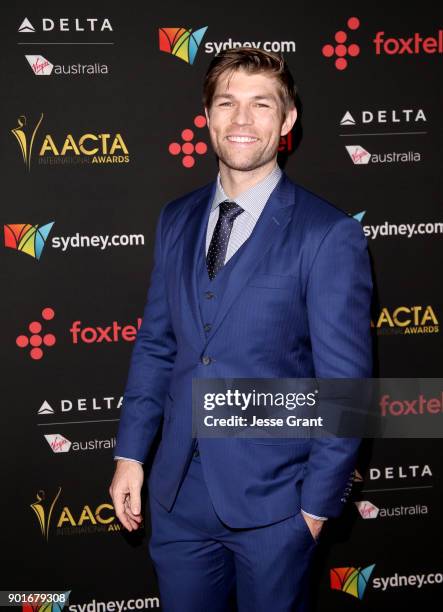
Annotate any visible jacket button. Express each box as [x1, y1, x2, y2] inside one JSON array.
[[201, 356, 212, 365], [204, 291, 215, 299], [204, 323, 212, 333]]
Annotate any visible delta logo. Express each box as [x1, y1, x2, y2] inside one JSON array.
[[345, 144, 421, 165], [25, 54, 109, 76], [37, 395, 123, 422], [361, 464, 433, 484], [330, 564, 376, 599], [44, 433, 116, 453], [30, 487, 121, 540], [371, 305, 439, 335], [37, 396, 123, 418], [4, 222, 54, 260], [159, 27, 208, 65], [340, 108, 427, 127], [11, 113, 129, 171], [18, 17, 113, 33]]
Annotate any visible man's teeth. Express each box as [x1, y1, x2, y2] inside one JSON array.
[[227, 136, 258, 143]]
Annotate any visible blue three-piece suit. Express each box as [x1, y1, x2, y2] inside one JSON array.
[[115, 170, 373, 611]]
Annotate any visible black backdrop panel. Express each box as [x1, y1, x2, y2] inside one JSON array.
[[1, 2, 442, 610]]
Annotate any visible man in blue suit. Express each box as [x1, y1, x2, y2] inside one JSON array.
[[110, 48, 372, 611]]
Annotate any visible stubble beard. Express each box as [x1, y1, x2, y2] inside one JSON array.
[[212, 137, 279, 173]]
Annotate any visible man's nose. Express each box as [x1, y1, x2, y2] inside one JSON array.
[[231, 104, 253, 125]]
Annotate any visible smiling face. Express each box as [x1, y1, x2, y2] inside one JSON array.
[[205, 68, 296, 174]]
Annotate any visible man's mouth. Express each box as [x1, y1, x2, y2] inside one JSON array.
[[226, 135, 259, 144]]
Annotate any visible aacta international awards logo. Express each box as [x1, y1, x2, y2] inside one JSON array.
[[330, 564, 376, 599], [30, 487, 120, 538], [30, 487, 62, 540], [11, 113, 44, 171], [4, 222, 54, 260], [11, 113, 130, 169], [158, 26, 208, 64]]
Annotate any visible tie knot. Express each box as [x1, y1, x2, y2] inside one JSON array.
[[219, 200, 244, 222]]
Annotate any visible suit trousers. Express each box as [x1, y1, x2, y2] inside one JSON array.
[[148, 450, 319, 612]]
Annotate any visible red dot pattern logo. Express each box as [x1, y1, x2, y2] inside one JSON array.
[[322, 17, 360, 71], [168, 114, 208, 168], [16, 307, 56, 360]]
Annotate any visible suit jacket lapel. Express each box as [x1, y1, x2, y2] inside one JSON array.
[[179, 174, 296, 350], [205, 174, 295, 343], [181, 182, 216, 348]]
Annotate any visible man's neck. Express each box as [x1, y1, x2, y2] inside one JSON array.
[[219, 159, 278, 199]]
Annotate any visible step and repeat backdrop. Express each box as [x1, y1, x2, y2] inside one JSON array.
[[1, 2, 442, 611]]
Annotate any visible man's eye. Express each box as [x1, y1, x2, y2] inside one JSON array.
[[256, 103, 270, 108], [219, 101, 232, 107]]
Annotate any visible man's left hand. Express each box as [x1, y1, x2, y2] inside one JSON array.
[[301, 510, 324, 542]]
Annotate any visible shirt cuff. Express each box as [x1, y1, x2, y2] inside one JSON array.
[[114, 456, 143, 465], [301, 509, 328, 521]]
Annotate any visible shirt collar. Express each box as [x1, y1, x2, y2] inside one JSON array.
[[211, 164, 283, 220]]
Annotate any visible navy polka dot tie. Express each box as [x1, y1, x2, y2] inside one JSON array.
[[206, 200, 244, 280]]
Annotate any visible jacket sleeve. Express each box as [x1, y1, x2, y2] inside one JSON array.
[[114, 205, 177, 462], [300, 216, 373, 518]]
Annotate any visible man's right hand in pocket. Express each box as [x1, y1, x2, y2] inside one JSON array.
[[109, 459, 144, 531]]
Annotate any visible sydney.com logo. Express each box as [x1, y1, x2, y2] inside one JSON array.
[[159, 26, 208, 64]]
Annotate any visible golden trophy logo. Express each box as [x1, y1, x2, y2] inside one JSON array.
[[11, 113, 44, 171], [30, 486, 61, 540]]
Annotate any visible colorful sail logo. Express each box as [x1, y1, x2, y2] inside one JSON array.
[[4, 222, 54, 260], [330, 564, 376, 599], [22, 590, 71, 612], [158, 27, 208, 65]]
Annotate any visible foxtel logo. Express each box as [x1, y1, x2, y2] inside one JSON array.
[[345, 145, 421, 164], [70, 319, 142, 343], [373, 30, 443, 55]]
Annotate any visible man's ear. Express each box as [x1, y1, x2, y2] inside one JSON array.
[[281, 106, 297, 137], [204, 107, 210, 128]]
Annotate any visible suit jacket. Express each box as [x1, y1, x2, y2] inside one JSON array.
[[114, 172, 373, 528]]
